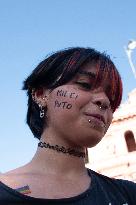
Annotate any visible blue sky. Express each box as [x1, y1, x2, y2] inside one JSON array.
[[0, 0, 136, 172]]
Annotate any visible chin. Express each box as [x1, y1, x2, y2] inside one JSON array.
[[88, 140, 102, 148], [83, 133, 104, 148], [73, 134, 103, 149]]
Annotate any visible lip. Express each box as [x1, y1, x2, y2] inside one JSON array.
[[84, 112, 106, 124]]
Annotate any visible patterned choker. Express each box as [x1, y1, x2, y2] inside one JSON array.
[[38, 141, 85, 158]]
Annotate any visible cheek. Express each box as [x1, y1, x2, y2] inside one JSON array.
[[107, 112, 113, 126], [47, 87, 80, 118]]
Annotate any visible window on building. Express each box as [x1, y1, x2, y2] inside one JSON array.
[[124, 130, 136, 152]]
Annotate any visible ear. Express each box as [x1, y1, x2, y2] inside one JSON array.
[[32, 88, 50, 107]]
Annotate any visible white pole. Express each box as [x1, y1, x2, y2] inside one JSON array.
[[124, 40, 136, 79]]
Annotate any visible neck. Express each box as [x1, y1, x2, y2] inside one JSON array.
[[28, 132, 87, 179]]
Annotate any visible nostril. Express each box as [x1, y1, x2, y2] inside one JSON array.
[[95, 100, 110, 110], [96, 101, 102, 107]]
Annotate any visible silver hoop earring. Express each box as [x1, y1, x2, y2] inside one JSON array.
[[39, 104, 45, 118]]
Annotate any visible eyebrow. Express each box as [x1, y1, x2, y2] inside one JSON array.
[[78, 71, 96, 78]]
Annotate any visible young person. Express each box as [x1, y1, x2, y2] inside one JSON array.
[[0, 47, 136, 204]]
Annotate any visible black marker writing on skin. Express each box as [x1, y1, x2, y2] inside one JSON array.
[[57, 90, 68, 97], [54, 99, 72, 109], [69, 92, 78, 99], [57, 89, 78, 100]]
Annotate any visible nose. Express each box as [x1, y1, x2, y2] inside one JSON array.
[[92, 93, 111, 111]]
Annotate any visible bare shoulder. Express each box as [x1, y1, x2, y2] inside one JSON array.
[[0, 165, 30, 189]]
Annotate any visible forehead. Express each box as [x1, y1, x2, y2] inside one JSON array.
[[76, 63, 111, 89], [79, 63, 98, 74]]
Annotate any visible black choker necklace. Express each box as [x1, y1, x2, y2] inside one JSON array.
[[38, 141, 85, 158]]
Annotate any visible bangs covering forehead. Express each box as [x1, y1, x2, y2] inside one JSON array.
[[84, 57, 123, 112]]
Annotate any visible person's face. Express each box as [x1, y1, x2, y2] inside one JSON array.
[[45, 63, 113, 149]]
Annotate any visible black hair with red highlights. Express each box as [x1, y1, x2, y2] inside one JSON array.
[[23, 47, 123, 140]]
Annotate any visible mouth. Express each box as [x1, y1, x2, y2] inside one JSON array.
[[84, 112, 106, 124]]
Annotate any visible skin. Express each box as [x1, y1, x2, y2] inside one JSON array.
[[0, 64, 113, 199]]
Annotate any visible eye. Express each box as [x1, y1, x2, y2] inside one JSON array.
[[75, 82, 92, 90]]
